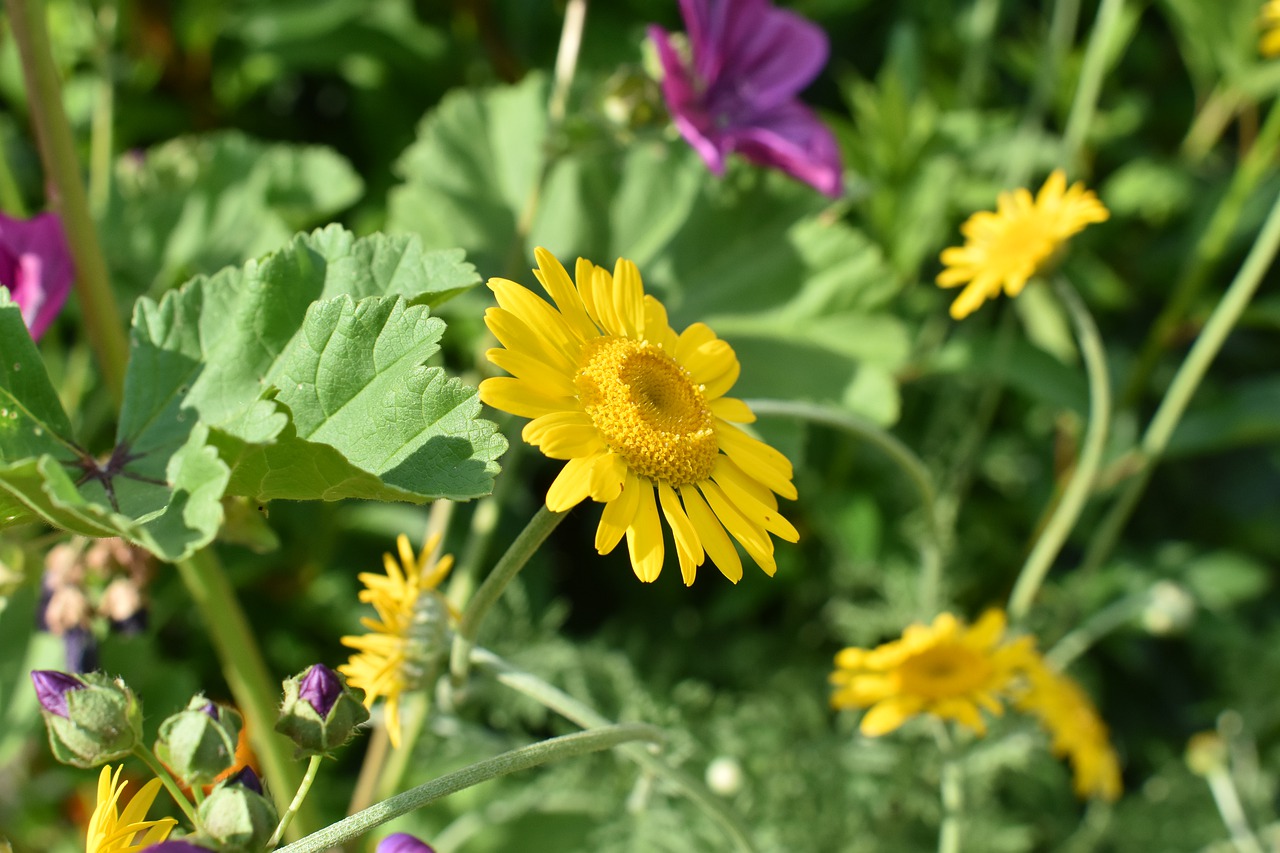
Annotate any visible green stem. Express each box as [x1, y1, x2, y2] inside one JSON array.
[[268, 754, 323, 848], [745, 398, 947, 615], [471, 646, 760, 853], [1007, 278, 1110, 621], [347, 722, 389, 816], [547, 0, 587, 126], [174, 549, 313, 839], [276, 724, 662, 853], [0, 139, 28, 215], [1121, 98, 1280, 407], [1082, 183, 1280, 574], [1206, 768, 1265, 853], [132, 746, 199, 828], [1044, 589, 1150, 669], [1006, 0, 1081, 184], [958, 0, 1001, 106], [3, 0, 128, 407], [932, 722, 963, 853], [1060, 0, 1124, 168], [449, 505, 566, 687]]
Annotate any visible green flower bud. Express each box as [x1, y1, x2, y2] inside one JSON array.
[[155, 695, 244, 786], [274, 664, 369, 758], [197, 767, 278, 853], [35, 671, 141, 767]]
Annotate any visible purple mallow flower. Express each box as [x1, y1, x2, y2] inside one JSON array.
[[227, 766, 263, 794], [649, 0, 843, 197], [299, 664, 343, 718], [0, 211, 74, 340], [31, 669, 84, 717], [377, 833, 435, 853]]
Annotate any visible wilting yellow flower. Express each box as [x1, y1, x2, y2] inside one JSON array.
[[936, 170, 1109, 319], [1015, 657, 1122, 801], [478, 248, 799, 585], [830, 610, 1034, 736], [340, 533, 454, 748], [1262, 1, 1280, 56], [86, 765, 176, 853]]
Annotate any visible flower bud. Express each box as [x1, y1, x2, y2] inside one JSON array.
[[275, 664, 369, 758], [197, 767, 278, 853], [1141, 581, 1196, 636], [1185, 731, 1228, 777], [154, 695, 244, 786], [32, 670, 141, 767], [378, 833, 436, 853], [138, 842, 213, 852]]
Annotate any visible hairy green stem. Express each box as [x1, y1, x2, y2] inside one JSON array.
[[1045, 589, 1150, 669], [174, 550, 312, 839], [4, 0, 128, 406], [1007, 278, 1110, 620], [1205, 767, 1265, 853], [132, 746, 199, 828], [933, 723, 963, 853], [277, 724, 662, 853], [88, 0, 118, 216], [745, 398, 947, 615], [449, 505, 565, 687], [268, 754, 323, 847], [473, 647, 759, 852], [1122, 99, 1280, 406], [1082, 184, 1280, 574], [958, 0, 1002, 106], [1061, 0, 1124, 167]]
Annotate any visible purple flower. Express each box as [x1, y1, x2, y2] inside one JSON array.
[[298, 664, 343, 718], [227, 765, 263, 794], [649, 0, 843, 197], [0, 211, 74, 340], [377, 833, 435, 853], [31, 669, 84, 717], [142, 843, 211, 852]]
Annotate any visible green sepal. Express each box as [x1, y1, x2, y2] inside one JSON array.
[[154, 695, 244, 786], [42, 673, 142, 768]]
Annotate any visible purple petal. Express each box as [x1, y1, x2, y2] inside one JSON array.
[[722, 101, 844, 197], [199, 701, 220, 721], [299, 664, 343, 718], [142, 843, 211, 852], [31, 669, 84, 717], [377, 834, 435, 853], [649, 24, 726, 175], [227, 766, 263, 794], [0, 212, 74, 340]]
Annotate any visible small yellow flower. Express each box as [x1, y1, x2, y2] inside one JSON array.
[[830, 610, 1034, 736], [340, 533, 455, 748], [478, 248, 799, 585], [1015, 656, 1122, 801], [85, 765, 176, 853], [1262, 1, 1280, 57], [936, 170, 1109, 319]]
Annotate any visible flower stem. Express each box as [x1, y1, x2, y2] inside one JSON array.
[[449, 505, 565, 688], [1045, 589, 1151, 669], [745, 398, 947, 615], [1205, 767, 1265, 853], [1081, 183, 1280, 574], [174, 549, 313, 839], [3, 0, 128, 407], [0, 140, 29, 216], [548, 0, 588, 126], [132, 746, 199, 828], [471, 646, 760, 853], [1060, 0, 1124, 168], [958, 0, 1001, 107], [932, 722, 963, 853], [276, 724, 662, 853], [88, 0, 118, 217], [1008, 277, 1110, 621], [268, 754, 323, 848]]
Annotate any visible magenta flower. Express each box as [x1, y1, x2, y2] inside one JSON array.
[[0, 211, 73, 340], [649, 0, 843, 197], [377, 833, 435, 853]]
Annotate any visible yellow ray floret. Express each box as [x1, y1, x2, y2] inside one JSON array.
[[86, 765, 176, 853], [936, 170, 1109, 319], [479, 248, 799, 586], [1263, 1, 1280, 56], [340, 533, 455, 748]]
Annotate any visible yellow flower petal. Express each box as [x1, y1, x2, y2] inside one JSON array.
[[625, 482, 664, 582]]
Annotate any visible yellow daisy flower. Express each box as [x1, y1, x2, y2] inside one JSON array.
[[478, 248, 799, 585], [339, 533, 455, 748], [936, 170, 1109, 319], [1015, 657, 1122, 801], [830, 610, 1034, 736], [1262, 1, 1280, 56], [85, 765, 176, 853]]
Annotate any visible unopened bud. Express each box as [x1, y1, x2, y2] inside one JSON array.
[[1141, 581, 1196, 636], [1186, 731, 1228, 777], [198, 767, 277, 853], [377, 833, 436, 853], [275, 664, 368, 758], [32, 671, 141, 767], [155, 695, 244, 786]]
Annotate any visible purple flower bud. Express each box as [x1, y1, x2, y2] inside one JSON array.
[[227, 765, 262, 795], [31, 669, 84, 717], [299, 664, 343, 718], [141, 843, 211, 852], [377, 833, 435, 853], [199, 701, 220, 720], [0, 211, 74, 340]]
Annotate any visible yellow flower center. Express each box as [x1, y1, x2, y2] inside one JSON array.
[[897, 644, 992, 700], [575, 336, 718, 486], [988, 214, 1056, 272]]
